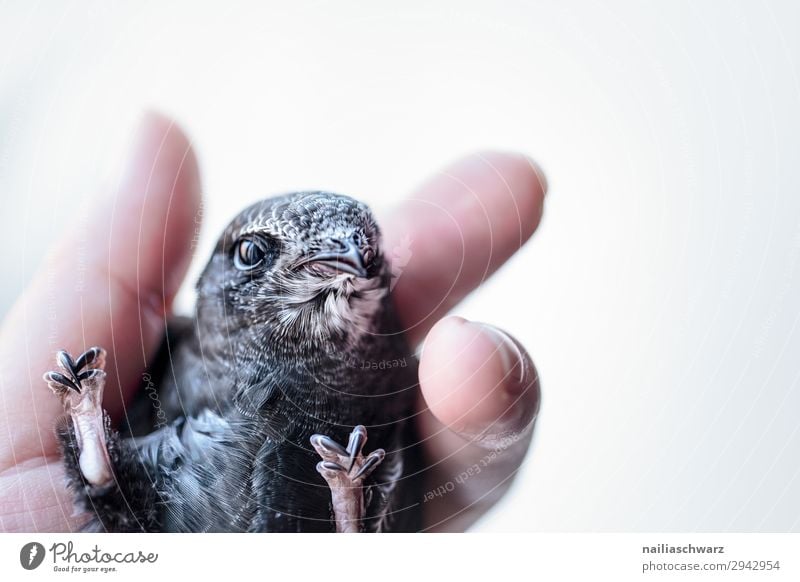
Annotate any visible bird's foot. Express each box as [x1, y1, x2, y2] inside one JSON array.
[[44, 347, 113, 487], [310, 425, 385, 533]]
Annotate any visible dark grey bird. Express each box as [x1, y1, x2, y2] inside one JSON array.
[[43, 192, 423, 532]]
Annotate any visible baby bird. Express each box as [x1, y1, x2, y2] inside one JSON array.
[[44, 192, 423, 532]]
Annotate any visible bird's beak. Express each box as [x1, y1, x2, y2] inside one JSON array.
[[301, 236, 369, 278]]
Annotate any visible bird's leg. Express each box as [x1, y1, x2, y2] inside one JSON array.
[[310, 425, 385, 533], [44, 347, 113, 487], [44, 347, 168, 532]]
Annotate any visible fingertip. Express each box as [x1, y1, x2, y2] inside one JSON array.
[[111, 110, 202, 303], [419, 316, 539, 443], [471, 150, 547, 240], [133, 109, 202, 209], [477, 150, 548, 193]]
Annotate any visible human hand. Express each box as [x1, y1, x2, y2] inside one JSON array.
[[384, 149, 545, 531], [0, 113, 545, 532]]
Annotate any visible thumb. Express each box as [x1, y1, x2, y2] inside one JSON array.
[[0, 112, 201, 469], [417, 316, 540, 531]]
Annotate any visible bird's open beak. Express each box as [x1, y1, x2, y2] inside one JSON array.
[[301, 236, 369, 278]]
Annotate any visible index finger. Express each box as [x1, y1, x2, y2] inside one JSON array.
[[381, 152, 546, 344]]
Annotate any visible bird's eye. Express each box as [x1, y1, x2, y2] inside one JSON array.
[[234, 236, 268, 270]]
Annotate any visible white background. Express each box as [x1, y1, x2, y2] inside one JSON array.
[[1, 1, 799, 531]]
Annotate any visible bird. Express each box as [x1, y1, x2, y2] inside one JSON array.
[[43, 191, 424, 532]]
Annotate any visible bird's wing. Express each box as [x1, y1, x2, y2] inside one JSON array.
[[137, 409, 261, 532]]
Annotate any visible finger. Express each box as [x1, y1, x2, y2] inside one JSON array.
[[382, 152, 546, 344], [417, 316, 540, 531], [0, 461, 86, 532], [0, 112, 201, 469]]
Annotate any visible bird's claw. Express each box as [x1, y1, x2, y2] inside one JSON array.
[[44, 347, 112, 487], [310, 425, 385, 532], [311, 425, 385, 484], [44, 347, 106, 400]]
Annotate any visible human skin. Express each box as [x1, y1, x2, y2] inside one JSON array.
[[0, 113, 545, 532]]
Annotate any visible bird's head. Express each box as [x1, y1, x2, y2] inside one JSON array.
[[196, 192, 389, 349]]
